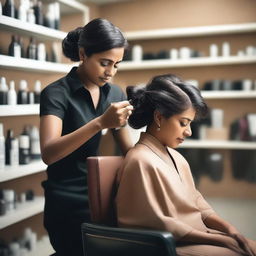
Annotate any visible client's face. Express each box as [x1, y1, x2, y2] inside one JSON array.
[[159, 107, 195, 148]]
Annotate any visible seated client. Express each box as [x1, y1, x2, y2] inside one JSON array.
[[115, 74, 256, 256]]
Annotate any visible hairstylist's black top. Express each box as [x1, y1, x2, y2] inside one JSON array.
[[40, 67, 126, 221]]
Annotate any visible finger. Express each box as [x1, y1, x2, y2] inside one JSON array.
[[113, 100, 131, 108]]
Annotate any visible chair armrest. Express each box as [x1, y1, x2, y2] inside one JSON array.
[[81, 223, 176, 256]]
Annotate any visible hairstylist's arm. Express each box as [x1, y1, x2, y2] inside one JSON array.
[[204, 213, 255, 256], [112, 127, 133, 155], [40, 100, 132, 165]]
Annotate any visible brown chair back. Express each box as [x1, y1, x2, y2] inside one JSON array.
[[87, 156, 123, 225]]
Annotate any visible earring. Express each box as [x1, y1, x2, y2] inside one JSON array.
[[157, 125, 160, 131]]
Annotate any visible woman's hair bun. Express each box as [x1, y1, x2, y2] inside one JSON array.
[[62, 27, 83, 61]]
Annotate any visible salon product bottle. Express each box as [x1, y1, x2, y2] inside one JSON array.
[[27, 37, 37, 60], [17, 80, 28, 104], [0, 123, 5, 171], [37, 42, 46, 61], [3, 0, 15, 18], [33, 0, 43, 25], [132, 45, 143, 62], [27, 8, 35, 23], [54, 2, 60, 29], [8, 35, 21, 58], [28, 91, 34, 104], [30, 126, 40, 159], [45, 3, 55, 28], [3, 189, 15, 211], [9, 242, 20, 256], [222, 42, 230, 57], [18, 0, 27, 22], [5, 133, 19, 166], [18, 36, 25, 58], [7, 80, 17, 105], [0, 77, 8, 105], [19, 128, 30, 164], [0, 2, 3, 15], [34, 80, 41, 103]]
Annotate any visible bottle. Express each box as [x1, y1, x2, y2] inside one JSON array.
[[0, 77, 8, 105], [45, 3, 55, 28], [27, 8, 35, 24], [33, 0, 43, 25], [7, 80, 17, 105], [8, 35, 21, 58], [0, 123, 5, 171], [30, 126, 41, 159], [5, 130, 19, 166], [17, 36, 25, 58], [34, 80, 41, 103], [28, 91, 35, 104], [0, 2, 2, 15], [19, 127, 30, 164], [18, 0, 27, 22], [3, 0, 15, 18], [54, 2, 60, 30], [17, 80, 28, 104], [37, 43, 46, 61], [222, 42, 230, 57], [26, 37, 37, 60]]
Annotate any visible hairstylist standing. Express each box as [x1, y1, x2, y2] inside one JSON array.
[[39, 18, 133, 256]]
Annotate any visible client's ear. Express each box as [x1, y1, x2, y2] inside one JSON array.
[[153, 110, 162, 128], [79, 48, 86, 62]]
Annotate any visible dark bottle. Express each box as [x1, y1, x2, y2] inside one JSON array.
[[8, 35, 21, 58], [26, 37, 37, 60], [17, 36, 25, 58], [17, 80, 28, 104], [5, 129, 18, 166], [33, 0, 43, 25], [34, 80, 41, 104], [3, 0, 15, 18], [19, 127, 30, 165]]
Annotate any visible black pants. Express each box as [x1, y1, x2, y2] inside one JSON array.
[[45, 214, 88, 256]]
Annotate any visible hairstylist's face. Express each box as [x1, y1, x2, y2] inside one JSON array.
[[79, 47, 124, 87], [156, 107, 195, 148]]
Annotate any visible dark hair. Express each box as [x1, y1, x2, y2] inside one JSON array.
[[127, 74, 208, 129], [62, 18, 128, 61]]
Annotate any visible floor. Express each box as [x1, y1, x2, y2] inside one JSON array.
[[207, 198, 256, 240]]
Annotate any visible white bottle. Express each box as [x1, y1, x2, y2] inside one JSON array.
[[27, 8, 35, 24], [0, 77, 8, 105], [7, 80, 17, 105], [209, 44, 218, 58], [222, 42, 230, 57], [18, 0, 27, 22], [37, 43, 46, 61], [30, 126, 41, 159], [0, 123, 5, 171], [0, 2, 2, 15], [10, 138, 19, 166], [132, 45, 143, 62], [34, 80, 41, 103]]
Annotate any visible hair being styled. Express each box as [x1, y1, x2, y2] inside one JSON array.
[[62, 18, 128, 61], [127, 74, 208, 129]]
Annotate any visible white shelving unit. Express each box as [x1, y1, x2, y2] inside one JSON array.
[[119, 56, 256, 70], [0, 15, 67, 41], [0, 55, 73, 73], [125, 22, 256, 40], [201, 90, 256, 99], [0, 104, 39, 116], [0, 160, 47, 182], [0, 196, 44, 229], [180, 140, 256, 150]]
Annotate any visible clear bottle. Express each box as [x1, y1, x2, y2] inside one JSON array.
[[0, 77, 8, 105], [7, 80, 17, 105], [0, 123, 5, 171], [17, 80, 28, 104], [18, 0, 27, 22], [3, 0, 15, 18]]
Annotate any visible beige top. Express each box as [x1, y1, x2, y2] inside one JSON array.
[[116, 132, 215, 240]]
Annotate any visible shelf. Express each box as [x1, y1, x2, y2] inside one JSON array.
[[0, 104, 39, 116], [0, 15, 67, 41], [180, 140, 256, 149], [125, 23, 256, 40], [119, 56, 256, 70], [26, 236, 55, 256], [0, 160, 47, 182], [201, 91, 256, 99], [0, 196, 44, 229], [0, 55, 73, 73]]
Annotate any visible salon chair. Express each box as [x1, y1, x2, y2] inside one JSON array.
[[81, 156, 176, 256]]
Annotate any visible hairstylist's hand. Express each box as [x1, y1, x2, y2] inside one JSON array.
[[99, 101, 133, 129]]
